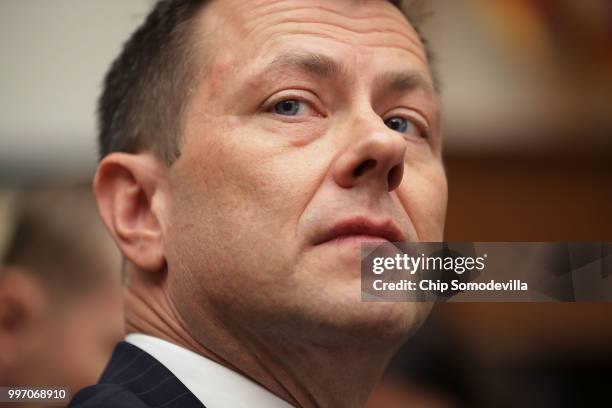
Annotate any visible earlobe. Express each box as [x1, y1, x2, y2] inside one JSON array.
[[94, 153, 168, 273]]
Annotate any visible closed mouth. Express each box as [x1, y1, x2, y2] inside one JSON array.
[[314, 216, 405, 246]]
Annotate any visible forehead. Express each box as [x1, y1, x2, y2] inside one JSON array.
[[199, 0, 431, 79]]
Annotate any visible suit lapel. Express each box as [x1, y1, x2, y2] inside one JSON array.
[[100, 341, 205, 408]]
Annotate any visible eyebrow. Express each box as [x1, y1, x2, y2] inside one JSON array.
[[266, 52, 435, 94], [377, 70, 435, 94], [269, 52, 348, 78]]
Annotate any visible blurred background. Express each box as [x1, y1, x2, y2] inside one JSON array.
[[0, 0, 610, 407]]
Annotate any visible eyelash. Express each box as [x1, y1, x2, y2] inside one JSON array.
[[383, 112, 430, 139], [262, 93, 430, 138], [263, 91, 324, 117]]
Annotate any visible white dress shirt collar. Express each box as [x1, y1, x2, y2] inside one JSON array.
[[125, 333, 294, 408]]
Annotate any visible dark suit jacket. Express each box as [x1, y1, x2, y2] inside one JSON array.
[[69, 341, 205, 407]]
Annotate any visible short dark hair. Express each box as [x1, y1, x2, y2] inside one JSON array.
[[98, 0, 432, 165], [98, 0, 205, 164]]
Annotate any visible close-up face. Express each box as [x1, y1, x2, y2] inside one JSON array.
[[164, 0, 447, 345]]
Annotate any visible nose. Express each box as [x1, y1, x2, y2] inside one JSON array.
[[332, 124, 407, 192]]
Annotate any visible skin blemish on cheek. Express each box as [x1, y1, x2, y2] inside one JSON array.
[[290, 138, 310, 148], [227, 116, 242, 132], [227, 116, 241, 129]]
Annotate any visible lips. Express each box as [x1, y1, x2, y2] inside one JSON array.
[[313, 216, 405, 246]]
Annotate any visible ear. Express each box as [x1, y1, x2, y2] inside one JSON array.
[[0, 268, 46, 377], [94, 152, 169, 273]]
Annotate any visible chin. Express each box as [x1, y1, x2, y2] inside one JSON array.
[[346, 301, 431, 344], [287, 253, 433, 345], [302, 283, 432, 347], [308, 245, 364, 278]]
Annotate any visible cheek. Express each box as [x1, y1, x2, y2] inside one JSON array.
[[397, 161, 448, 241], [167, 122, 328, 300], [173, 115, 328, 238], [16, 316, 94, 389]]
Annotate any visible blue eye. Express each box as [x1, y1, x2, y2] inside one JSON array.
[[384, 117, 411, 133], [274, 99, 302, 116]]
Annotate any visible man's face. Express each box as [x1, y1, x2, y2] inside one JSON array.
[[163, 0, 447, 344]]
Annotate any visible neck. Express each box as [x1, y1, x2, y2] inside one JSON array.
[[124, 269, 396, 408]]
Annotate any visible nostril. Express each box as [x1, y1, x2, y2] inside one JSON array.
[[353, 159, 377, 178], [387, 164, 403, 191]]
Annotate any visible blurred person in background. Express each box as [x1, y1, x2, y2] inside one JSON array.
[[0, 183, 124, 404]]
